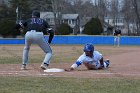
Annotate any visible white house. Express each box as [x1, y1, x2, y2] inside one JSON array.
[[61, 14, 79, 28], [104, 13, 127, 34], [40, 12, 55, 27], [61, 14, 80, 34], [40, 12, 80, 34]]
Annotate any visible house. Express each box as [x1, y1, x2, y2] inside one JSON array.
[[40, 12, 55, 28], [61, 14, 80, 35], [40, 12, 80, 35], [104, 14, 126, 35]]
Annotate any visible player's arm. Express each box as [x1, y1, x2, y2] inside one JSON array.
[[99, 57, 104, 67], [16, 21, 23, 29], [65, 61, 82, 71], [47, 28, 54, 44], [16, 19, 29, 29], [43, 20, 54, 44], [65, 54, 84, 71], [15, 20, 26, 34], [96, 51, 104, 67], [113, 31, 117, 36]]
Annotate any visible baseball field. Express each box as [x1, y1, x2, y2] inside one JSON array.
[[0, 45, 140, 93]]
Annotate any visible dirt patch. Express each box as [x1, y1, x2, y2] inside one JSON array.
[[0, 45, 140, 78]]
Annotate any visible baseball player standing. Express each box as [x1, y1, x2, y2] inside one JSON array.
[[65, 43, 110, 71], [114, 28, 121, 47], [16, 10, 54, 70]]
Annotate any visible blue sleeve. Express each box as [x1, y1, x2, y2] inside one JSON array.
[[75, 61, 82, 67]]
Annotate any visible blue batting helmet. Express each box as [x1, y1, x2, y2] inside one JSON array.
[[83, 43, 94, 52]]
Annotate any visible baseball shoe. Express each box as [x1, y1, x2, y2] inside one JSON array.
[[21, 64, 27, 70], [105, 59, 110, 68], [40, 63, 49, 70]]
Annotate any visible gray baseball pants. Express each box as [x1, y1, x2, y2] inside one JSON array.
[[22, 30, 52, 65]]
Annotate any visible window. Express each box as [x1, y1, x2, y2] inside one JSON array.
[[72, 19, 75, 25]]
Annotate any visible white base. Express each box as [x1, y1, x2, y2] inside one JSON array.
[[44, 68, 64, 72]]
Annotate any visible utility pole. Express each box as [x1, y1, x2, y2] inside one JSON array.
[[16, 6, 19, 24], [16, 5, 22, 24]]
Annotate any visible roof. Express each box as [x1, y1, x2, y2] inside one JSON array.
[[62, 14, 79, 19], [40, 12, 55, 19]]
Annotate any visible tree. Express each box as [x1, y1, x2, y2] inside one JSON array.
[[97, 0, 107, 24], [0, 4, 10, 19], [0, 19, 20, 38], [0, 2, 17, 37], [131, 0, 140, 35], [57, 23, 73, 35], [83, 17, 103, 35], [30, 0, 52, 11], [0, 0, 31, 37], [9, 0, 31, 20], [122, 0, 135, 35], [122, 0, 140, 35]]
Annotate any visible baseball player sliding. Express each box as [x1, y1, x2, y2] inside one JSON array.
[[65, 43, 110, 71], [16, 10, 54, 70]]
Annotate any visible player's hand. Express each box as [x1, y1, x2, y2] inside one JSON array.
[[65, 68, 74, 72]]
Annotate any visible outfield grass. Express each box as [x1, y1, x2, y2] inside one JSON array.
[[0, 45, 82, 64], [0, 45, 134, 64], [0, 77, 140, 93]]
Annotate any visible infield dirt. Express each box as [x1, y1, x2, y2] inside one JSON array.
[[0, 45, 140, 79]]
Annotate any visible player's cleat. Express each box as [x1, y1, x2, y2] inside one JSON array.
[[105, 59, 110, 68], [21, 64, 27, 70], [40, 63, 49, 70]]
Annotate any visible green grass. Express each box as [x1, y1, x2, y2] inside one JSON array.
[[0, 77, 140, 93], [0, 45, 80, 64]]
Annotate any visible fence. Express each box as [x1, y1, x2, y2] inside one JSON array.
[[0, 35, 140, 45]]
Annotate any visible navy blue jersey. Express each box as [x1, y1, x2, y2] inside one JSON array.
[[114, 29, 121, 36], [16, 17, 54, 44], [23, 18, 50, 33]]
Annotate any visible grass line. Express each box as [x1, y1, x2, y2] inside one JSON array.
[[0, 77, 140, 93]]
